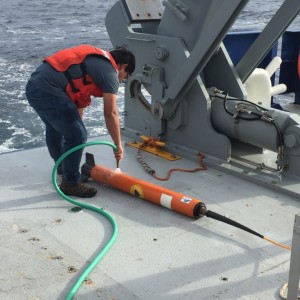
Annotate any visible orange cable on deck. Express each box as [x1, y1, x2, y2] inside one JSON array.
[[152, 153, 207, 181], [263, 236, 291, 251], [137, 136, 207, 181]]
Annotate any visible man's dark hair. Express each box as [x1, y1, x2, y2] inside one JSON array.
[[110, 47, 135, 75]]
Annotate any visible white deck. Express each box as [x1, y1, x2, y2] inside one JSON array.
[[0, 135, 299, 300]]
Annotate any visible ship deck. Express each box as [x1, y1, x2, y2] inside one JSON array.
[[0, 135, 299, 300]]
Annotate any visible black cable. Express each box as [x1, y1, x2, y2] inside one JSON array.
[[217, 92, 284, 147], [221, 93, 262, 121], [205, 210, 291, 250], [215, 93, 269, 112], [206, 210, 264, 238], [271, 119, 284, 148]]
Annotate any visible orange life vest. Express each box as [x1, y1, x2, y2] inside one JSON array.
[[44, 44, 119, 108]]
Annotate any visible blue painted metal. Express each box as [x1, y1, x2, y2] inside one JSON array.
[[223, 31, 277, 68], [279, 30, 300, 104], [224, 30, 300, 104]]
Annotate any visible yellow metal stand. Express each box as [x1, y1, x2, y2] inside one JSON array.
[[127, 135, 181, 161]]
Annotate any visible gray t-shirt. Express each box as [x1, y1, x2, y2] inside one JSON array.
[[29, 55, 119, 97]]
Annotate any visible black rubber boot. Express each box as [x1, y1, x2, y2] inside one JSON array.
[[60, 180, 97, 198]]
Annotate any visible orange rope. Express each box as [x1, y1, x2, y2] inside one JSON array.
[[152, 153, 207, 181], [263, 236, 291, 251], [137, 137, 207, 180]]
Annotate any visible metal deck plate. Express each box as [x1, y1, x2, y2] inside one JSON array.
[[0, 136, 300, 299]]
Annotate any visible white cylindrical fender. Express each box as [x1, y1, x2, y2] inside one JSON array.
[[271, 83, 287, 96], [244, 68, 271, 107], [244, 56, 286, 107], [265, 56, 282, 77]]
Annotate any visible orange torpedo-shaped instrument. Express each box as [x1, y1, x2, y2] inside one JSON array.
[[81, 153, 207, 219]]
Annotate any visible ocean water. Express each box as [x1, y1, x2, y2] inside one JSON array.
[[0, 0, 299, 153]]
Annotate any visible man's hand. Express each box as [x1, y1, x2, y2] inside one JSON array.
[[114, 144, 123, 161]]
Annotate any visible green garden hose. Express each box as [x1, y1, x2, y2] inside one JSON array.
[[51, 141, 118, 300]]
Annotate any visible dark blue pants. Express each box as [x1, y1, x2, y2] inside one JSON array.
[[25, 81, 87, 184]]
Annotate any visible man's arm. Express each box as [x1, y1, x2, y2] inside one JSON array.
[[78, 108, 84, 118], [103, 92, 123, 161]]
